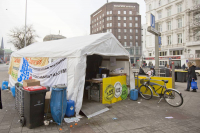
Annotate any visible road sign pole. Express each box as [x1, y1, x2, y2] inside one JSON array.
[[155, 35, 159, 76]]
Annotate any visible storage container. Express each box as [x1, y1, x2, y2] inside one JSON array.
[[130, 89, 138, 101], [2, 81, 8, 90], [11, 86, 15, 97], [66, 100, 75, 117]]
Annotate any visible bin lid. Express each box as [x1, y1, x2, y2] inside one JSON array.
[[23, 86, 46, 91], [52, 85, 67, 89]]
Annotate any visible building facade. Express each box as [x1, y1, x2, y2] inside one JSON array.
[[144, 0, 200, 67], [90, 2, 142, 64]]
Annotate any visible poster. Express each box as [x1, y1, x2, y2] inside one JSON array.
[[17, 58, 67, 87], [8, 57, 49, 81]]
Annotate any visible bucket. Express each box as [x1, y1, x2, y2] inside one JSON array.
[[2, 81, 8, 90], [11, 86, 15, 97], [130, 89, 138, 101]]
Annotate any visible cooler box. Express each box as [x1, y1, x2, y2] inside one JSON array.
[[130, 89, 138, 101], [66, 100, 75, 117], [23, 86, 48, 129], [2, 81, 8, 90]]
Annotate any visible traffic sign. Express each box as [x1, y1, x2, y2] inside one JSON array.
[[151, 14, 155, 28]]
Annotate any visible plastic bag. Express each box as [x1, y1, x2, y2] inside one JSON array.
[[191, 79, 198, 89]]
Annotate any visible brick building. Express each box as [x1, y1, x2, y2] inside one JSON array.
[[90, 2, 142, 64]]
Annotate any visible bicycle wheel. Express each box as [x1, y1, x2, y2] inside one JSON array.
[[138, 85, 153, 100], [164, 89, 183, 107]]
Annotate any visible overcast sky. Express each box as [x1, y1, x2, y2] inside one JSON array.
[[0, 0, 146, 51]]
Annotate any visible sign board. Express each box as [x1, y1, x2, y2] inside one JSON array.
[[169, 58, 172, 60], [158, 36, 162, 45], [151, 14, 155, 28], [147, 26, 161, 36], [159, 45, 161, 51]]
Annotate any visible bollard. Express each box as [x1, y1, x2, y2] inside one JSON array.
[[172, 62, 175, 89]]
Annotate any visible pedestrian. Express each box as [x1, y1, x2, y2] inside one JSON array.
[[182, 63, 186, 70], [139, 64, 146, 75], [185, 62, 197, 92]]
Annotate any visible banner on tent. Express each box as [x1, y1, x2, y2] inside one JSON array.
[[8, 57, 49, 81], [17, 58, 67, 87]]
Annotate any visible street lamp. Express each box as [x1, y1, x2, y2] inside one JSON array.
[[25, 0, 27, 47]]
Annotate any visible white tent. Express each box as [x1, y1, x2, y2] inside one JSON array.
[[10, 32, 135, 115]]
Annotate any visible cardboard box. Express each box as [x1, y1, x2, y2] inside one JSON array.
[[44, 91, 51, 113], [23, 79, 40, 87]]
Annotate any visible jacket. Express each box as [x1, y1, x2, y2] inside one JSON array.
[[188, 65, 197, 81]]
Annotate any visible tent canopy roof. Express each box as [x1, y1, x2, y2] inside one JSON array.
[[11, 33, 130, 58]]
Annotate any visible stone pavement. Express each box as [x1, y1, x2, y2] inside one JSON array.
[[0, 64, 200, 133]]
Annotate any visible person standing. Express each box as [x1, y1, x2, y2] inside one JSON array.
[[182, 63, 186, 70], [185, 62, 197, 92]]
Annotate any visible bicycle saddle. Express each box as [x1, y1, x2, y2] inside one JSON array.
[[162, 80, 168, 83]]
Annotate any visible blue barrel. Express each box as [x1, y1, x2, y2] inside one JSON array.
[[50, 85, 67, 125], [2, 81, 8, 90], [11, 86, 15, 97], [130, 89, 138, 101], [66, 100, 75, 117]]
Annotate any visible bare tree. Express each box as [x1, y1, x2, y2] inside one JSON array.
[[8, 25, 39, 49]]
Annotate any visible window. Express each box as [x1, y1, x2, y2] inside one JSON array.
[[118, 23, 121, 27], [158, 24, 162, 32], [149, 4, 152, 11], [118, 29, 121, 32], [102, 14, 104, 17], [130, 29, 132, 33], [97, 17, 98, 21], [107, 17, 109, 21], [107, 11, 109, 15], [124, 11, 126, 14], [136, 42, 138, 46], [167, 21, 171, 30], [129, 17, 132, 20], [167, 35, 171, 45], [110, 11, 112, 14], [124, 42, 127, 47], [124, 36, 127, 39], [129, 23, 132, 27], [124, 23, 126, 27], [130, 36, 133, 39], [110, 23, 112, 27], [129, 11, 132, 14], [100, 27, 101, 30], [178, 33, 182, 43], [100, 16, 101, 19], [118, 17, 121, 20], [136, 29, 138, 33], [159, 0, 162, 7], [167, 8, 171, 17], [135, 17, 138, 21], [135, 23, 138, 27], [124, 17, 126, 20], [97, 28, 98, 31], [158, 11, 162, 19], [102, 19, 104, 22], [130, 42, 133, 47], [118, 36, 121, 39], [177, 4, 182, 13], [195, 30, 200, 41], [110, 17, 112, 20], [124, 29, 127, 32], [107, 23, 109, 27], [136, 36, 138, 39], [100, 21, 101, 24], [149, 53, 152, 56], [97, 23, 98, 26], [102, 25, 104, 28], [178, 18, 182, 28], [118, 11, 121, 14]]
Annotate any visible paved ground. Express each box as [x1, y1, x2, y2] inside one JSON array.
[[0, 64, 200, 133]]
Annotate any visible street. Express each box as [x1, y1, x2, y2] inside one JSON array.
[[0, 64, 200, 133]]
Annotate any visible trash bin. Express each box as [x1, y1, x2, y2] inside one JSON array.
[[66, 100, 75, 117], [130, 89, 138, 101], [23, 86, 48, 129], [50, 85, 67, 125]]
